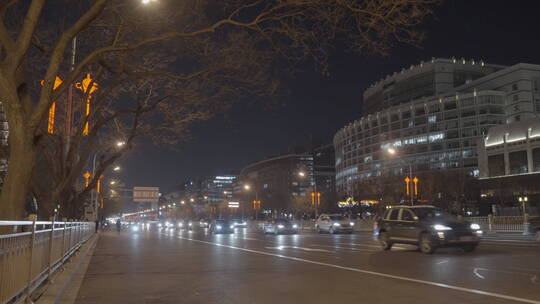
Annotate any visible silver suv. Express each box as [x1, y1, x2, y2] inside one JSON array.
[[315, 214, 354, 234]]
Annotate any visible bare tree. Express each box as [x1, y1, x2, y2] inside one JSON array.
[[0, 0, 438, 219]]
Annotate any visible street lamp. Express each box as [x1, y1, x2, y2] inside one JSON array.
[[386, 147, 414, 205], [298, 171, 305, 177], [110, 181, 116, 185], [113, 166, 121, 172], [244, 184, 251, 191], [116, 141, 126, 147], [142, 0, 157, 4], [190, 198, 194, 202], [181, 200, 185, 205]]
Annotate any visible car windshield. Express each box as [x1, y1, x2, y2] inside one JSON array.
[[329, 216, 346, 221], [215, 220, 229, 224], [275, 219, 290, 224], [414, 208, 454, 221]]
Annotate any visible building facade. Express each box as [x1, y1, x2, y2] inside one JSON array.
[[335, 58, 540, 202], [238, 153, 314, 214], [477, 117, 540, 215]]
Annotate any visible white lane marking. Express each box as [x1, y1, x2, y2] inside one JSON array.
[[309, 244, 377, 252], [265, 246, 334, 253], [473, 268, 486, 280], [175, 235, 540, 304], [437, 260, 449, 265]]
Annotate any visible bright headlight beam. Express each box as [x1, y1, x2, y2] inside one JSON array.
[[433, 224, 452, 231], [470, 223, 481, 230]]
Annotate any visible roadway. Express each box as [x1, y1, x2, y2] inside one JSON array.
[[75, 226, 540, 304]]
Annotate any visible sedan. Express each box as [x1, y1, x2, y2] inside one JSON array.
[[210, 219, 235, 234], [263, 219, 299, 235]]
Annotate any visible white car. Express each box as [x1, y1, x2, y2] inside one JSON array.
[[315, 214, 354, 234]]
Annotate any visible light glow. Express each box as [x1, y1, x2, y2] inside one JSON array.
[[433, 224, 452, 231], [470, 223, 481, 230]]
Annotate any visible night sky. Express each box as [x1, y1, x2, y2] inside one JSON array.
[[119, 0, 540, 193]]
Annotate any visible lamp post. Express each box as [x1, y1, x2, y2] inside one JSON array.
[[386, 148, 414, 205], [244, 184, 260, 220], [89, 140, 125, 221]]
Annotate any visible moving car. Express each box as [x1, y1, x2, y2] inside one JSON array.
[[315, 214, 354, 234], [378, 205, 482, 254], [199, 218, 211, 228], [232, 219, 248, 228], [263, 219, 298, 235], [528, 216, 540, 242], [210, 219, 235, 234], [177, 219, 193, 230]]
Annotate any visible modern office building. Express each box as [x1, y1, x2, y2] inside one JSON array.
[[335, 58, 540, 201]]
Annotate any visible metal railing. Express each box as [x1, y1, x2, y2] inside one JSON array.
[[465, 215, 537, 233], [0, 220, 94, 304]]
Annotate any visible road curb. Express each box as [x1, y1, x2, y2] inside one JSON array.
[[36, 232, 100, 304]]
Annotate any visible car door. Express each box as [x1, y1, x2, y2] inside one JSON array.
[[399, 209, 420, 241], [384, 209, 400, 239]]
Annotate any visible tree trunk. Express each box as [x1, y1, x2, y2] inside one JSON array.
[[0, 135, 37, 220]]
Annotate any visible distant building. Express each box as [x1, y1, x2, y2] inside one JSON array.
[[477, 117, 540, 215], [334, 58, 540, 204], [163, 175, 237, 206], [238, 153, 314, 213]]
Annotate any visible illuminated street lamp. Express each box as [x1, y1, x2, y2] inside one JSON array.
[[181, 200, 185, 205], [142, 0, 157, 4], [110, 181, 116, 185], [298, 171, 305, 177], [190, 198, 194, 202], [116, 141, 126, 147], [113, 166, 121, 172], [244, 184, 251, 191], [386, 147, 414, 205]]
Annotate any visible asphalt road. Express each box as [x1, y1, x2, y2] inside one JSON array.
[[75, 226, 540, 304]]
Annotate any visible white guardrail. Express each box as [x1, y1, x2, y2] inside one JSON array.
[[0, 220, 94, 304], [464, 215, 536, 233]]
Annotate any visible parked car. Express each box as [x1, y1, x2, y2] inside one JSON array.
[[528, 216, 540, 242], [263, 219, 298, 235], [210, 219, 235, 234], [378, 205, 482, 254], [315, 214, 354, 234]]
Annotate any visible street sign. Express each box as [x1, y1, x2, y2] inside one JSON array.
[[228, 201, 240, 208], [133, 186, 160, 203]]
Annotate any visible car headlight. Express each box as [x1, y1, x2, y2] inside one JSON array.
[[278, 225, 285, 229], [333, 223, 340, 227], [165, 222, 170, 227], [178, 223, 183, 227], [242, 222, 247, 225], [349, 222, 355, 226], [189, 223, 192, 227], [158, 223, 162, 227], [230, 225, 235, 229], [470, 223, 481, 230], [216, 225, 222, 229], [432, 224, 452, 231], [132, 225, 139, 232], [292, 224, 298, 229]]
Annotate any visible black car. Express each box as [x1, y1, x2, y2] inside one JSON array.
[[528, 216, 540, 242], [378, 205, 482, 254], [210, 219, 235, 234]]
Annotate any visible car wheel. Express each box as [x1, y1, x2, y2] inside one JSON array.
[[535, 230, 540, 242], [379, 232, 393, 250], [462, 245, 477, 252], [419, 233, 436, 254]]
